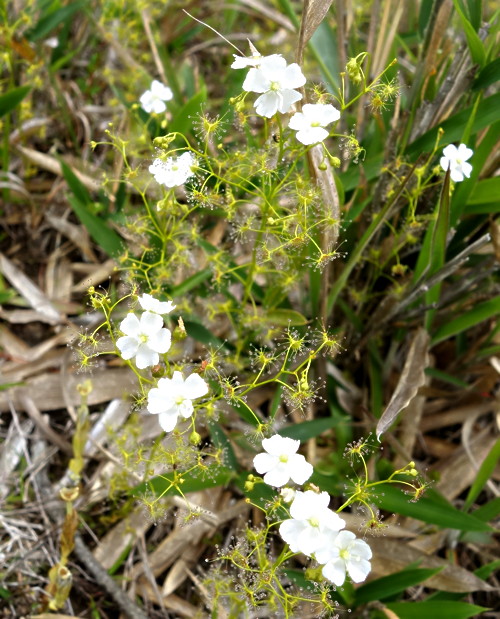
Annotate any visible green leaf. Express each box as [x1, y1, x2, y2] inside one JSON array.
[[475, 558, 500, 581], [473, 57, 500, 90], [61, 162, 124, 257], [464, 439, 500, 510], [169, 268, 212, 297], [26, 2, 84, 42], [168, 88, 207, 135], [385, 601, 488, 619], [354, 568, 442, 605], [431, 296, 500, 345], [373, 485, 493, 532], [0, 85, 31, 118], [280, 417, 339, 441], [407, 92, 500, 156], [209, 422, 239, 471], [183, 319, 225, 348], [467, 177, 500, 204], [264, 308, 308, 326], [452, 0, 486, 66], [132, 466, 235, 498], [471, 497, 500, 523]]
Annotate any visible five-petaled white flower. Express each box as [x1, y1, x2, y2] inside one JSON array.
[[439, 143, 473, 182], [140, 80, 173, 114], [279, 490, 345, 556], [147, 371, 209, 432], [289, 103, 341, 145], [138, 293, 176, 315], [116, 311, 171, 369], [253, 434, 313, 487], [149, 152, 196, 188], [242, 55, 306, 118], [315, 530, 372, 586]]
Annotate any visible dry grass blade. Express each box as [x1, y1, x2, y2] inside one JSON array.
[[45, 213, 97, 263], [297, 0, 334, 64], [376, 328, 430, 440], [14, 145, 101, 193], [0, 252, 63, 325]]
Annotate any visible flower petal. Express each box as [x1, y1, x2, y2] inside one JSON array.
[[135, 344, 158, 369], [147, 388, 175, 415], [253, 452, 277, 474], [263, 463, 290, 487], [450, 168, 464, 182], [254, 91, 280, 117], [461, 161, 472, 178], [139, 311, 164, 335], [119, 313, 141, 337], [158, 411, 179, 432], [288, 111, 307, 131], [288, 454, 313, 484], [457, 144, 473, 161], [148, 328, 171, 354], [322, 559, 347, 586], [243, 68, 270, 93], [282, 63, 306, 89], [442, 144, 458, 159], [347, 557, 371, 583], [183, 373, 209, 399], [116, 335, 139, 359], [261, 435, 299, 456], [296, 127, 329, 145], [277, 89, 302, 114]]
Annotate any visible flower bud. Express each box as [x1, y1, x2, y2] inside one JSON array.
[[189, 431, 201, 446], [346, 57, 363, 84], [151, 364, 165, 378]]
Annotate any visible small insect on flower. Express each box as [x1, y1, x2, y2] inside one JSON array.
[[440, 143, 473, 182], [139, 80, 173, 114]]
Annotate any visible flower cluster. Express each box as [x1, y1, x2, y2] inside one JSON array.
[[116, 294, 209, 432], [232, 46, 340, 144], [253, 434, 372, 587]]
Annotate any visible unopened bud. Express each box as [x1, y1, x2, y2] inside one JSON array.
[[189, 431, 201, 445], [151, 364, 165, 378]]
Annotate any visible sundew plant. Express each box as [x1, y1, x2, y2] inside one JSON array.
[[1, 1, 499, 618]]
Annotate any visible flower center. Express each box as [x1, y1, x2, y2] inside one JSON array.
[[172, 164, 179, 171], [139, 333, 149, 344], [279, 454, 289, 463], [175, 395, 185, 406], [308, 517, 319, 528], [269, 81, 281, 92], [339, 548, 350, 560], [311, 121, 320, 127]]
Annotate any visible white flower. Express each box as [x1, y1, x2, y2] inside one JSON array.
[[439, 143, 473, 182], [242, 55, 306, 117], [116, 312, 171, 369], [138, 293, 176, 315], [315, 530, 372, 586], [289, 103, 340, 145], [149, 152, 196, 188], [147, 371, 209, 432], [253, 434, 313, 487], [279, 490, 345, 556], [140, 80, 173, 114]]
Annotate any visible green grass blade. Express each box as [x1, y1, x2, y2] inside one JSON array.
[[431, 296, 500, 345]]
